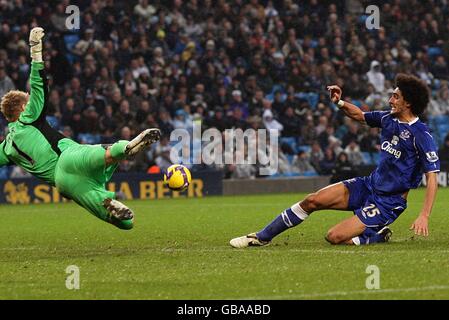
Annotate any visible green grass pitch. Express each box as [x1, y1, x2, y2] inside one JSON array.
[[1, 187, 449, 300]]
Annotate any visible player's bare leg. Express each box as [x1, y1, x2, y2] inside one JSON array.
[[299, 182, 350, 212], [325, 215, 366, 245], [230, 182, 351, 248]]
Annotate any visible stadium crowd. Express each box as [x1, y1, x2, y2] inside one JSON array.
[[1, 0, 449, 180]]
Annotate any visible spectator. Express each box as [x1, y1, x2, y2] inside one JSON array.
[[10, 166, 32, 178], [309, 141, 324, 172], [319, 147, 336, 175], [431, 56, 449, 81], [154, 136, 174, 172], [438, 134, 449, 163], [229, 146, 258, 179], [248, 89, 265, 114], [429, 83, 449, 116], [173, 109, 190, 130], [330, 152, 358, 184], [0, 66, 15, 99], [229, 90, 249, 119], [73, 29, 103, 57], [2, 0, 449, 179], [158, 109, 174, 136], [342, 121, 360, 148], [291, 150, 316, 174], [366, 60, 386, 93], [318, 125, 337, 151], [256, 65, 274, 94], [360, 127, 381, 153], [280, 106, 301, 138], [262, 108, 283, 133], [344, 140, 364, 166], [205, 107, 229, 132], [134, 0, 156, 23]]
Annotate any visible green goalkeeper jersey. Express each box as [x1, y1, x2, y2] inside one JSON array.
[[0, 62, 72, 186]]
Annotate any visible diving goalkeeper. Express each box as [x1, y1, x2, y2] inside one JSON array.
[[0, 27, 161, 230]]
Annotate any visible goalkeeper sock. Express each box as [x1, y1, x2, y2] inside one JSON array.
[[110, 140, 128, 160], [256, 203, 309, 242]]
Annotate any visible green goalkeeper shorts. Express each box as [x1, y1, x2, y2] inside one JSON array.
[[54, 141, 119, 224]]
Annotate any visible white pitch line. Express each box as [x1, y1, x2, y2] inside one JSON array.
[[236, 285, 449, 300]]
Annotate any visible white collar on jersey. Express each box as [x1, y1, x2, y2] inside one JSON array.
[[394, 117, 419, 125]]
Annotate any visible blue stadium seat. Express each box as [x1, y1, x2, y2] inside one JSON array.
[[301, 171, 318, 177], [427, 115, 436, 124], [295, 92, 319, 109], [280, 137, 297, 154], [432, 79, 441, 91], [372, 152, 380, 165], [437, 124, 449, 145], [428, 47, 443, 58], [351, 100, 363, 108], [46, 116, 60, 130], [434, 115, 449, 126], [64, 34, 79, 49], [271, 84, 285, 94], [78, 133, 101, 144], [0, 166, 10, 179], [309, 40, 318, 48], [361, 152, 373, 165], [64, 33, 80, 64], [297, 145, 311, 153], [266, 85, 287, 102], [282, 172, 300, 177]]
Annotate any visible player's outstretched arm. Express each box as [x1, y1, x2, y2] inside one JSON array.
[[19, 27, 48, 124], [410, 172, 438, 237], [327, 85, 366, 124]]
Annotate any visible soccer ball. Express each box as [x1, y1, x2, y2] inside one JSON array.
[[163, 164, 192, 191]]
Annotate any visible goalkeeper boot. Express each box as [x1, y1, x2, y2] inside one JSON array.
[[103, 198, 134, 229], [125, 128, 161, 157], [229, 233, 270, 248]]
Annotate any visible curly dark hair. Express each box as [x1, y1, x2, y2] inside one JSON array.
[[395, 74, 430, 116]]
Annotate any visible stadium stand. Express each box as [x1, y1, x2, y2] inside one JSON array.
[[1, 0, 449, 179]]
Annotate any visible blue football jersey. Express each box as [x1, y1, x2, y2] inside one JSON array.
[[364, 111, 440, 194]]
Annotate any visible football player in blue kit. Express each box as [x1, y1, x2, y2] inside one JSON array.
[[230, 74, 439, 247]]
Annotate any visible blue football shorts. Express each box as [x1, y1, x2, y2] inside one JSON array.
[[342, 176, 407, 228]]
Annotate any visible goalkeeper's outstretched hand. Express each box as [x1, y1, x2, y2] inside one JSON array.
[[29, 27, 45, 62]]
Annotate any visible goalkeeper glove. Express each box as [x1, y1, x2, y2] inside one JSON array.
[[29, 27, 45, 62]]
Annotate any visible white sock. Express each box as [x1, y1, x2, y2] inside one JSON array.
[[352, 236, 361, 246], [290, 203, 309, 221]]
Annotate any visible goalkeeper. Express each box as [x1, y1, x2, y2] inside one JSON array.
[[0, 27, 161, 230]]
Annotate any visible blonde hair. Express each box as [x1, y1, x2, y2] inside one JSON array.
[[0, 90, 28, 122]]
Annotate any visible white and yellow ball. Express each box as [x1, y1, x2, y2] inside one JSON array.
[[163, 164, 192, 191]]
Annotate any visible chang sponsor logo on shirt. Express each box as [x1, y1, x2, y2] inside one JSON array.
[[381, 135, 402, 159]]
